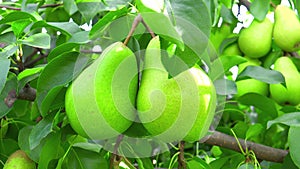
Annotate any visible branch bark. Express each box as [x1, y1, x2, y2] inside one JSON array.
[[203, 131, 288, 163], [0, 3, 62, 11]]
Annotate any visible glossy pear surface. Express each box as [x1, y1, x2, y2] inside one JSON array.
[[3, 150, 35, 169], [137, 36, 217, 142], [273, 5, 300, 52], [222, 42, 242, 56], [238, 18, 273, 58], [235, 57, 269, 97], [270, 57, 300, 105], [65, 42, 138, 140]]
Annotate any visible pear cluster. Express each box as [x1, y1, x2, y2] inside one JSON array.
[[65, 36, 217, 143], [220, 5, 300, 106]]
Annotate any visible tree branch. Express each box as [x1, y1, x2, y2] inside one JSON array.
[[203, 131, 288, 163], [239, 0, 251, 10], [0, 3, 62, 11], [4, 86, 36, 108], [178, 141, 187, 169]]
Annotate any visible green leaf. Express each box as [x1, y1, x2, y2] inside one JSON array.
[[187, 157, 211, 169], [0, 45, 18, 58], [141, 12, 184, 49], [136, 0, 164, 13], [11, 19, 32, 37], [68, 31, 90, 44], [250, 0, 271, 21], [38, 132, 63, 169], [246, 123, 264, 140], [36, 52, 89, 115], [47, 43, 80, 61], [21, 33, 51, 49], [63, 0, 78, 15], [238, 93, 278, 119], [236, 66, 285, 84], [267, 112, 300, 129], [89, 7, 128, 39], [17, 67, 44, 90], [29, 112, 56, 150], [0, 32, 17, 44], [31, 21, 81, 36], [0, 57, 10, 93], [73, 142, 102, 153], [0, 138, 19, 165], [63, 147, 109, 169], [214, 79, 237, 95], [219, 55, 247, 72], [220, 4, 235, 24], [0, 11, 36, 24], [288, 126, 300, 168], [168, 0, 211, 37]]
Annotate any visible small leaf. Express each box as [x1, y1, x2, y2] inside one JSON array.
[[219, 55, 247, 72], [0, 57, 10, 93], [288, 126, 300, 168], [0, 11, 36, 24], [250, 0, 271, 21], [267, 112, 300, 129], [31, 21, 81, 36], [47, 43, 80, 61], [236, 66, 285, 84], [29, 112, 56, 149], [11, 19, 32, 37], [38, 132, 63, 169], [63, 0, 78, 15], [68, 31, 90, 44], [36, 52, 89, 115], [136, 0, 164, 13], [17, 67, 44, 90], [246, 123, 264, 140], [238, 93, 278, 119], [214, 79, 237, 95], [0, 73, 17, 118], [187, 157, 212, 169], [89, 7, 128, 39], [21, 33, 51, 49], [0, 45, 18, 58]]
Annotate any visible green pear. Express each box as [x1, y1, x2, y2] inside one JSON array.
[[65, 42, 138, 140], [270, 57, 300, 105], [238, 18, 273, 58], [137, 36, 217, 142], [3, 150, 36, 169], [235, 57, 269, 97], [222, 42, 242, 56], [273, 5, 300, 52]]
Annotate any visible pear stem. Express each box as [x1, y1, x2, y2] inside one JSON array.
[[178, 141, 187, 169], [123, 14, 156, 46], [109, 134, 124, 169]]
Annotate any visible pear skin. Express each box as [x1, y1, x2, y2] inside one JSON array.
[[3, 150, 36, 169], [65, 42, 138, 140], [270, 57, 300, 105], [238, 18, 273, 58], [137, 36, 217, 142], [273, 5, 300, 52]]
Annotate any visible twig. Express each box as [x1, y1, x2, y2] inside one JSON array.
[[24, 52, 47, 67], [203, 131, 288, 163], [141, 19, 155, 38], [123, 14, 143, 46], [4, 85, 36, 108], [0, 5, 21, 10], [178, 141, 187, 169], [290, 52, 300, 59], [239, 0, 251, 10], [110, 135, 124, 169], [40, 4, 62, 8]]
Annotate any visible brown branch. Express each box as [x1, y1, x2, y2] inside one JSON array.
[[203, 131, 288, 163], [0, 5, 21, 10], [40, 4, 62, 8], [178, 141, 187, 169], [4, 86, 36, 108], [239, 0, 251, 10], [110, 135, 124, 169], [123, 14, 143, 46], [24, 53, 47, 68], [141, 19, 155, 38]]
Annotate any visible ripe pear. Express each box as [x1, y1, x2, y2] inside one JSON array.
[[273, 5, 300, 52], [3, 150, 36, 169], [235, 57, 269, 97], [222, 42, 242, 56], [238, 18, 273, 58], [137, 36, 217, 142], [65, 42, 138, 140], [270, 57, 300, 105]]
